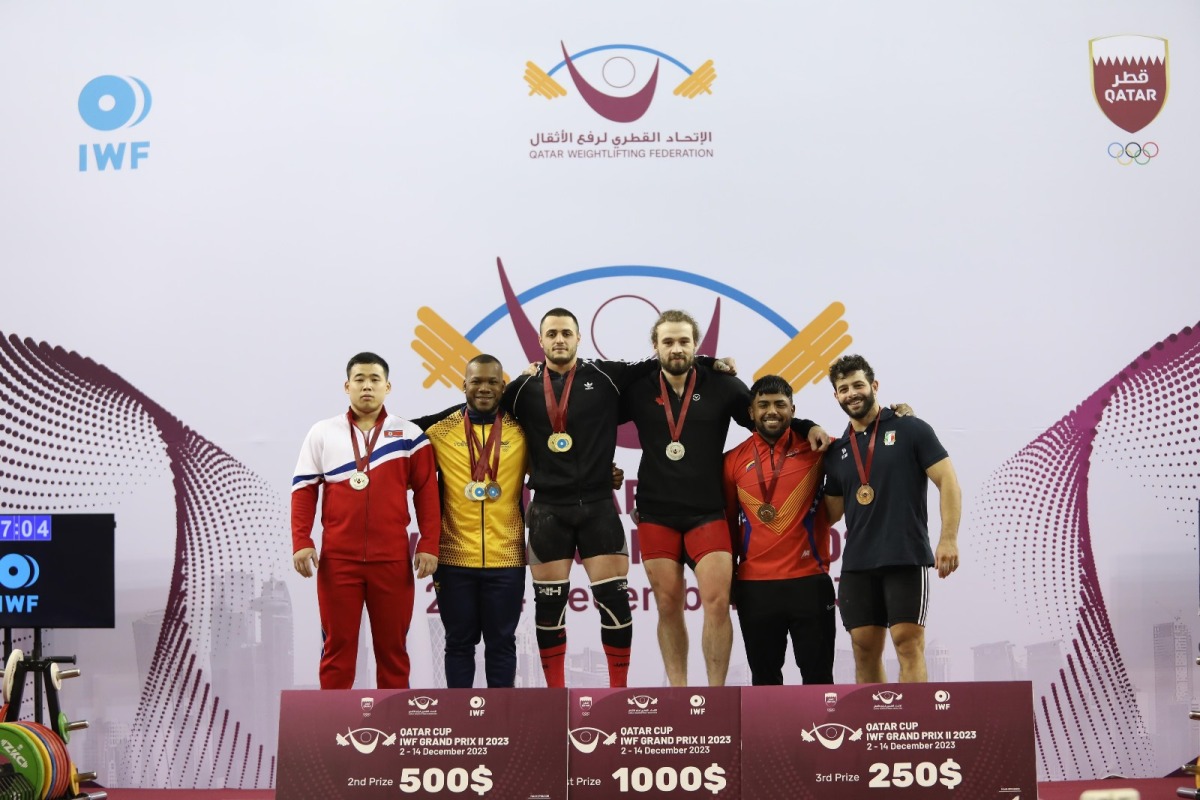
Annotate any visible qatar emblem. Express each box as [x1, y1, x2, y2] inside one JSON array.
[[1090, 35, 1169, 133]]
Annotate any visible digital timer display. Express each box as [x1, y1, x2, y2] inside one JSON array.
[[0, 514, 51, 541]]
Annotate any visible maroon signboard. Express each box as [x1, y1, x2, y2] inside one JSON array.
[[277, 689, 567, 800], [566, 688, 740, 799], [741, 682, 1036, 800]]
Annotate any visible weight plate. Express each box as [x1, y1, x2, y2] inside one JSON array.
[[2, 649, 23, 704], [0, 722, 46, 800]]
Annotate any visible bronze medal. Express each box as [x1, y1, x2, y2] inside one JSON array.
[[349, 471, 369, 491], [485, 481, 502, 501], [847, 414, 883, 509], [750, 432, 792, 528]]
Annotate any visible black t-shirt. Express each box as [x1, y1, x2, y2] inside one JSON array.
[[621, 366, 816, 518], [503, 358, 655, 503], [822, 407, 948, 570]]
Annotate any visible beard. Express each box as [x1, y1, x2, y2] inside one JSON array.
[[755, 416, 789, 443], [660, 353, 694, 377], [839, 389, 877, 421], [545, 347, 575, 366]]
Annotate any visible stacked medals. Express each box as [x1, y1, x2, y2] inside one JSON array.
[[347, 409, 385, 491], [0, 649, 103, 800], [543, 366, 576, 454], [659, 370, 697, 462], [464, 411, 505, 502], [848, 412, 882, 506], [751, 430, 793, 524]]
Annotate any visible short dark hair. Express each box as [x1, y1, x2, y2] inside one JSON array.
[[828, 354, 875, 387], [749, 374, 793, 399], [346, 352, 389, 378], [539, 308, 579, 333], [651, 310, 701, 345], [467, 353, 502, 369]]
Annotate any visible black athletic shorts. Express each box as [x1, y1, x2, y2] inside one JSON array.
[[526, 498, 628, 565], [837, 565, 928, 630]]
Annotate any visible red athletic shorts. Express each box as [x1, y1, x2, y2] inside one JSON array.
[[637, 511, 731, 565]]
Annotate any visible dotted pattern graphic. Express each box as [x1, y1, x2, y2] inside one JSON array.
[[973, 323, 1198, 780], [0, 334, 286, 788]]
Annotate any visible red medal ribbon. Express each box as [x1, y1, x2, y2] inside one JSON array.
[[751, 429, 793, 510], [658, 369, 698, 445], [464, 410, 504, 482], [847, 411, 882, 491], [542, 365, 577, 434], [347, 406, 386, 474]]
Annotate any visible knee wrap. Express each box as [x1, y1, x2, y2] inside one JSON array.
[[591, 576, 632, 630], [533, 580, 570, 630]]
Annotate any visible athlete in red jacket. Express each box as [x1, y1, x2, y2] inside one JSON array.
[[291, 352, 441, 689]]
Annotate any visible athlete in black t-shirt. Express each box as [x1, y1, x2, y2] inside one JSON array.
[[621, 310, 828, 686], [822, 354, 961, 684]]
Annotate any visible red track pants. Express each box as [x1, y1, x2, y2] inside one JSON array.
[[316, 557, 415, 689]]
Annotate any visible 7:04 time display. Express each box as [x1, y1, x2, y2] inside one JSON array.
[[0, 515, 52, 541]]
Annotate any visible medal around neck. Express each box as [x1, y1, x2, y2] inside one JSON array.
[[856, 484, 875, 505], [465, 481, 487, 502], [485, 481, 503, 500], [756, 503, 777, 523], [548, 433, 573, 452], [665, 441, 686, 461], [349, 471, 369, 491]]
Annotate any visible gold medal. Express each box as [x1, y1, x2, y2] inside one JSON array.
[[757, 503, 777, 523], [856, 484, 875, 505], [549, 433, 573, 452], [665, 441, 686, 461], [485, 481, 502, 501], [349, 471, 369, 490], [465, 481, 487, 501]]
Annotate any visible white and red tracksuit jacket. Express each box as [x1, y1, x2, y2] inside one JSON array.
[[291, 408, 441, 562]]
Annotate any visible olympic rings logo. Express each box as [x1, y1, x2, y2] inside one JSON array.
[[1107, 141, 1159, 166]]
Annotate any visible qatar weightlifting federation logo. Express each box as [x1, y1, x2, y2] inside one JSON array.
[[525, 42, 715, 123], [411, 257, 853, 441], [336, 727, 397, 755], [525, 42, 717, 160]]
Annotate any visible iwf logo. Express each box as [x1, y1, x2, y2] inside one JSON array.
[[525, 42, 715, 123], [0, 553, 40, 614], [1090, 35, 1168, 166], [77, 75, 153, 172]]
